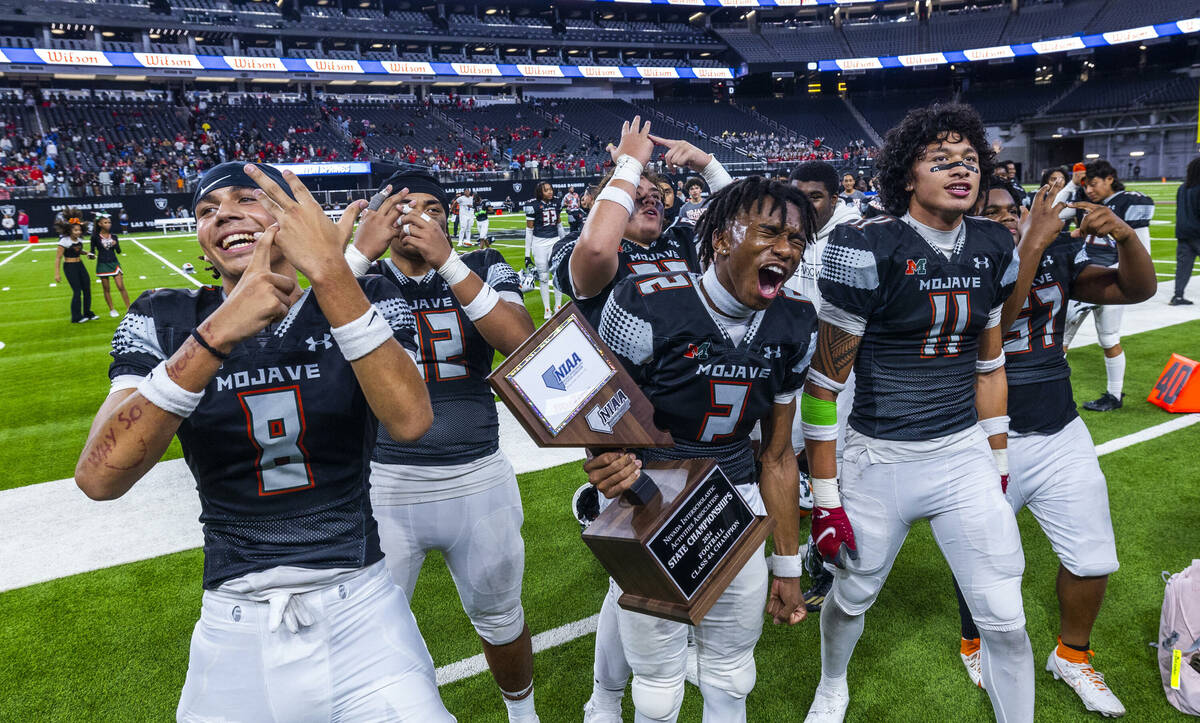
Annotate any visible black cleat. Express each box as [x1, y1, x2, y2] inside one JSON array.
[[803, 541, 833, 612], [572, 483, 601, 528], [1169, 296, 1194, 306], [1082, 392, 1125, 412]]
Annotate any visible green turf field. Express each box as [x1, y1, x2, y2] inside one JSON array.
[[0, 182, 1197, 721]]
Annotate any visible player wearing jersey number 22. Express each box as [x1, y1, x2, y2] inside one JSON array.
[[76, 162, 453, 722]]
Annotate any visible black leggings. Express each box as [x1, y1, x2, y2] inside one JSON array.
[[63, 261, 92, 322], [1177, 237, 1200, 298]]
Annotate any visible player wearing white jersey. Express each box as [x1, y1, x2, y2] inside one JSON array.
[[1061, 159, 1155, 412], [455, 190, 476, 247], [347, 172, 540, 722]]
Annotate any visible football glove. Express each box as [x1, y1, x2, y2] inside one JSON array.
[[810, 476, 857, 568]]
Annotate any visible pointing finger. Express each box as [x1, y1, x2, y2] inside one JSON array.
[[1068, 201, 1101, 212], [247, 223, 277, 272], [336, 199, 366, 242], [648, 134, 676, 147]]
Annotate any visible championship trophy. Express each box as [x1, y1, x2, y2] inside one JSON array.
[[489, 303, 774, 624]]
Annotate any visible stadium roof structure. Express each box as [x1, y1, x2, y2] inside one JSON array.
[[813, 17, 1199, 72]]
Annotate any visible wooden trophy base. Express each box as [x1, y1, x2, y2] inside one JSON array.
[[582, 458, 775, 625]]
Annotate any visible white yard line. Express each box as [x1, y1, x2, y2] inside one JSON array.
[[127, 238, 204, 287], [1068, 280, 1196, 348], [0, 244, 31, 267], [436, 615, 600, 686]]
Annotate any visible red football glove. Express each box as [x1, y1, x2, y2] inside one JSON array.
[[812, 505, 858, 569], [1000, 474, 1010, 494]]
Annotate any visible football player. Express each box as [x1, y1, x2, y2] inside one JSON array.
[[75, 162, 454, 722], [951, 178, 1155, 716], [455, 189, 476, 247], [345, 171, 540, 722], [475, 197, 490, 247], [1061, 159, 1155, 412], [565, 117, 734, 723], [587, 175, 817, 722], [800, 104, 1032, 723], [784, 161, 864, 612], [524, 181, 565, 318], [563, 186, 584, 234]]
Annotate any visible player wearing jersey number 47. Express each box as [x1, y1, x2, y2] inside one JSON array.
[[801, 104, 1034, 723], [951, 177, 1155, 717], [76, 162, 455, 722], [346, 171, 541, 723], [588, 176, 817, 723]]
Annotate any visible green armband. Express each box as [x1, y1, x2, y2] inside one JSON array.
[[800, 392, 838, 426]]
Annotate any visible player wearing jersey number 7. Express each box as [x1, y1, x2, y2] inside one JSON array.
[[586, 176, 818, 723], [801, 104, 1033, 723], [560, 117, 737, 723], [950, 178, 1154, 717], [75, 162, 452, 722]]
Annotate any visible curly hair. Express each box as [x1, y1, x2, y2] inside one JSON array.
[[694, 176, 816, 267], [1084, 159, 1124, 192], [876, 102, 995, 217]]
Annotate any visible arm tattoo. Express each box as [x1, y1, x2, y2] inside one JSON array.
[[812, 322, 861, 381]]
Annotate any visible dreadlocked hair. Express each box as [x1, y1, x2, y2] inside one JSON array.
[[694, 175, 817, 268], [876, 102, 995, 217]]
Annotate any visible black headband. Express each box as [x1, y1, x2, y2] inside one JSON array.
[[192, 162, 296, 211], [376, 171, 449, 216]]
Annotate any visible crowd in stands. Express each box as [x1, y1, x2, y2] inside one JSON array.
[[720, 131, 876, 164]]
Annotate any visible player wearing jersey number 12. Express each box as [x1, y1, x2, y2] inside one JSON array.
[[76, 162, 453, 721], [346, 171, 541, 722]]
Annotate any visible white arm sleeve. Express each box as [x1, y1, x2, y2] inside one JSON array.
[[817, 303, 868, 337]]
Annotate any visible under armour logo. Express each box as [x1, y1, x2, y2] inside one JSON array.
[[973, 256, 990, 270], [762, 346, 781, 359], [1041, 255, 1055, 267], [306, 334, 332, 351]]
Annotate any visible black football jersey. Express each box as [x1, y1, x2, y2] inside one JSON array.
[[108, 277, 418, 589], [1082, 191, 1154, 267], [819, 215, 1019, 440], [368, 249, 521, 466], [598, 272, 816, 486], [551, 225, 701, 327], [1003, 234, 1097, 434], [525, 198, 561, 239]]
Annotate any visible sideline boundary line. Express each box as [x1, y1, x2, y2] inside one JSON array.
[[128, 238, 204, 287], [432, 412, 1199, 687]]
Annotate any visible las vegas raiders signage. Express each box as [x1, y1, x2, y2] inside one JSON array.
[[489, 304, 773, 624]]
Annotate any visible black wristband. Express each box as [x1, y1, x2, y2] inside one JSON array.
[[190, 328, 229, 360]]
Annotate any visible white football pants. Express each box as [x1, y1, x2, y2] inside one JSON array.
[[176, 560, 454, 722], [530, 236, 561, 313]]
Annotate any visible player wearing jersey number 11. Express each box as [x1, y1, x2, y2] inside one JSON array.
[[76, 162, 454, 721], [801, 104, 1033, 723]]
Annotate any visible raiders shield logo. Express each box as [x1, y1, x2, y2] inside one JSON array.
[[154, 198, 169, 210], [512, 182, 523, 193], [0, 205, 15, 217]]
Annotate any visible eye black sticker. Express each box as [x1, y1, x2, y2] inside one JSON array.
[[930, 160, 979, 174]]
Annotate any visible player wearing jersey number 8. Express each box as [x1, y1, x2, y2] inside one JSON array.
[[76, 162, 450, 722]]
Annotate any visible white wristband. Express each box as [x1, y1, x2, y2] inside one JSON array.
[[979, 415, 1010, 438], [769, 553, 805, 578], [701, 157, 733, 193], [976, 351, 1005, 373], [461, 283, 500, 322], [611, 154, 644, 187], [344, 244, 372, 277], [807, 368, 846, 394], [331, 304, 394, 361], [811, 476, 841, 509], [596, 186, 635, 217], [802, 421, 839, 442], [138, 360, 204, 418], [437, 251, 472, 287], [992, 448, 1009, 476]]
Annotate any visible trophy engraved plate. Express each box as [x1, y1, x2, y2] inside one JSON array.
[[646, 465, 756, 601], [490, 304, 773, 624]]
